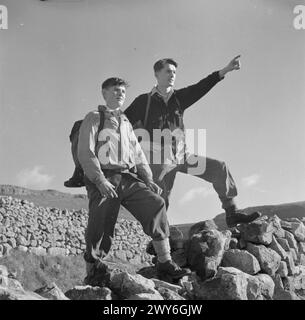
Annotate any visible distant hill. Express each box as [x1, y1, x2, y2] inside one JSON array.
[[212, 201, 305, 231], [175, 201, 305, 237], [0, 184, 134, 220]]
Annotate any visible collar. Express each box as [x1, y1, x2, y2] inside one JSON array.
[[151, 86, 174, 103], [98, 105, 122, 117]]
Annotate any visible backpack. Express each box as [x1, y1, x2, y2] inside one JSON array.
[[64, 95, 152, 188], [64, 110, 105, 188]]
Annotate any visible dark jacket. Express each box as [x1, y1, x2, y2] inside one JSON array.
[[124, 71, 224, 136], [124, 71, 224, 160]]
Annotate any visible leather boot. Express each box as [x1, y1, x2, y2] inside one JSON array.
[[225, 205, 262, 228], [83, 262, 95, 285], [64, 167, 85, 188], [156, 260, 191, 281]]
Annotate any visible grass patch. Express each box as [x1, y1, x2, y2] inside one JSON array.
[[0, 250, 86, 292]]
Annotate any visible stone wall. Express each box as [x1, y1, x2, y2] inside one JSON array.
[[167, 215, 305, 300], [1, 195, 305, 300], [0, 196, 153, 265]]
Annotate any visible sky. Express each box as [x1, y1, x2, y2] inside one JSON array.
[[0, 0, 305, 224]]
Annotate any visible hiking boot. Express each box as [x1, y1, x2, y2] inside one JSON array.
[[225, 205, 262, 228], [64, 167, 85, 188], [83, 262, 95, 285], [156, 260, 191, 281]]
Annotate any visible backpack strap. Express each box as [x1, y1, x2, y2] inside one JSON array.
[[98, 109, 105, 135], [143, 93, 151, 128], [94, 109, 105, 156]]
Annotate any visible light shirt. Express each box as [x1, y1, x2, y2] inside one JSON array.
[[78, 105, 153, 187], [151, 86, 174, 105]]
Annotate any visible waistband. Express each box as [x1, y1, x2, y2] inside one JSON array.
[[102, 166, 137, 175]]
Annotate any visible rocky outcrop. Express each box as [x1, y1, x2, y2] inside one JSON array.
[[1, 195, 305, 300], [186, 228, 229, 280], [221, 249, 261, 275]]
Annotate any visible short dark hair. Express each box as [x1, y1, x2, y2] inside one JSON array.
[[153, 58, 178, 73], [101, 77, 129, 90]]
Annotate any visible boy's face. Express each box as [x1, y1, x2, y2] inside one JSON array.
[[155, 63, 176, 88], [102, 85, 126, 109]]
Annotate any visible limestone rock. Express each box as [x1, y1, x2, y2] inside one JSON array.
[[114, 250, 127, 262], [29, 246, 47, 256], [277, 261, 288, 278], [194, 267, 265, 300], [255, 273, 275, 300], [188, 220, 218, 239], [0, 265, 9, 277], [289, 249, 298, 263], [178, 273, 198, 299], [289, 222, 305, 242], [151, 278, 182, 294], [238, 238, 247, 249], [269, 235, 287, 260], [277, 238, 290, 251], [221, 230, 232, 251], [169, 225, 184, 241], [35, 282, 69, 300], [269, 215, 286, 238], [299, 254, 305, 266], [283, 274, 305, 292], [116, 272, 157, 298], [187, 229, 227, 280], [0, 287, 47, 300], [65, 285, 113, 300], [0, 274, 46, 300], [156, 287, 185, 300], [229, 238, 238, 249], [244, 274, 262, 300], [246, 243, 281, 276], [17, 245, 28, 253], [193, 267, 248, 300], [284, 231, 299, 252], [299, 242, 305, 254], [281, 220, 305, 242], [285, 251, 297, 276], [238, 218, 275, 245], [222, 249, 261, 275], [126, 293, 163, 300], [47, 247, 67, 256], [273, 274, 301, 300]]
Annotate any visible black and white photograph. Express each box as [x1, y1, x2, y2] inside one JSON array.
[[0, 0, 305, 309]]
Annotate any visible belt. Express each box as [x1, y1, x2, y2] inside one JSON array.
[[102, 166, 137, 175]]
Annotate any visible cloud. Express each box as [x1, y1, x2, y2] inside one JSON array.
[[241, 174, 260, 188], [179, 186, 214, 205], [16, 166, 54, 189]]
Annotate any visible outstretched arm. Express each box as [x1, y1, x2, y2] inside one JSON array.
[[176, 55, 241, 111], [219, 55, 241, 78]]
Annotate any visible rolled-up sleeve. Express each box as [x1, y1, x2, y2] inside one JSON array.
[[77, 112, 107, 187]]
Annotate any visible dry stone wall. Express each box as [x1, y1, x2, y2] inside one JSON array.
[[1, 195, 305, 300], [0, 196, 153, 265]]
